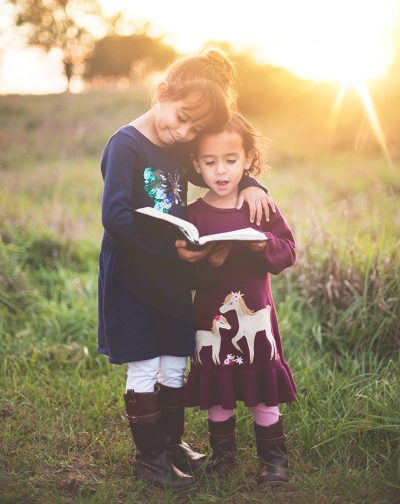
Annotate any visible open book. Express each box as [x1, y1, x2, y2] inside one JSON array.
[[135, 206, 268, 248]]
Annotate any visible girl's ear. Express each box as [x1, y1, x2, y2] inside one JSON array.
[[157, 81, 169, 101], [191, 154, 201, 173], [244, 149, 256, 172]]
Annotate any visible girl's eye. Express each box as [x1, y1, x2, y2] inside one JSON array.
[[204, 160, 215, 166], [227, 159, 237, 164], [178, 115, 186, 123]]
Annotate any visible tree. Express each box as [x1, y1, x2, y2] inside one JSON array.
[[199, 41, 309, 115], [83, 33, 177, 82], [9, 0, 99, 91]]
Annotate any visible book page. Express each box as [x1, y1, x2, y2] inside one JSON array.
[[198, 227, 268, 246], [135, 207, 200, 243]]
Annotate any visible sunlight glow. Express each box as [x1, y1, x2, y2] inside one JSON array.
[[355, 81, 392, 166], [114, 0, 394, 165], [324, 83, 347, 138], [1, 0, 399, 94], [269, 0, 397, 83], [323, 78, 393, 166], [0, 46, 66, 94], [98, 0, 399, 83]]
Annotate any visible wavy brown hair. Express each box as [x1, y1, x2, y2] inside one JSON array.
[[160, 49, 236, 130]]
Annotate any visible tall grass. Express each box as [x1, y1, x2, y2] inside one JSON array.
[[287, 230, 399, 357], [1, 91, 399, 503]]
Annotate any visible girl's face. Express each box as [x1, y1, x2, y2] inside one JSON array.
[[153, 83, 211, 146], [192, 130, 253, 203]]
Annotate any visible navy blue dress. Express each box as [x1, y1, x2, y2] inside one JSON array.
[[97, 125, 266, 364]]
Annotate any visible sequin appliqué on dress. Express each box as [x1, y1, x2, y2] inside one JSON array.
[[144, 167, 184, 212]]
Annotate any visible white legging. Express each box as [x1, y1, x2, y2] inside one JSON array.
[[126, 356, 188, 392]]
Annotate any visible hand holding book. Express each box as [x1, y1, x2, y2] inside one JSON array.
[[175, 239, 212, 263], [135, 207, 268, 250], [206, 242, 232, 268], [241, 241, 268, 253]]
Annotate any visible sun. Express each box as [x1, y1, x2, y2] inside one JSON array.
[[259, 0, 398, 84], [278, 0, 398, 166]]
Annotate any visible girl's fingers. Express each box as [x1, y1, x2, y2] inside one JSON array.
[[210, 242, 229, 252], [236, 192, 244, 210], [261, 198, 270, 222], [175, 239, 187, 249], [188, 247, 210, 259], [248, 200, 256, 223], [175, 240, 211, 261], [266, 194, 277, 212], [255, 200, 263, 226]]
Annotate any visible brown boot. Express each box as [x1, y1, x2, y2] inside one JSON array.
[[159, 383, 207, 474], [208, 416, 236, 475], [254, 416, 289, 486], [123, 385, 195, 490]]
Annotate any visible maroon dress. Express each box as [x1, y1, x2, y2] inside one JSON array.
[[185, 198, 297, 410]]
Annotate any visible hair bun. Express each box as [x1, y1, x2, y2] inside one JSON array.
[[203, 49, 235, 88]]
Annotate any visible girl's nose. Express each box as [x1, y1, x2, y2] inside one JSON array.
[[176, 125, 190, 140], [215, 162, 226, 174]]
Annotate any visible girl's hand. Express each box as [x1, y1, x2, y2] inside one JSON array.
[[207, 242, 232, 268], [241, 241, 267, 252], [175, 240, 211, 263], [237, 187, 276, 226]]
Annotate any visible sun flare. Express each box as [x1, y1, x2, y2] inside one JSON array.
[[252, 0, 398, 84], [2, 0, 399, 95], [97, 0, 399, 84]]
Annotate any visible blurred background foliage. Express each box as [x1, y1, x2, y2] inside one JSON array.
[[7, 0, 400, 159], [1, 1, 399, 502]]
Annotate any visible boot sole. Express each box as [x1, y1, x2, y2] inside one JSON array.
[[257, 478, 289, 487], [134, 472, 196, 491]]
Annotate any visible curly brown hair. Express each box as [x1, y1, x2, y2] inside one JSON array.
[[193, 112, 265, 176], [224, 113, 265, 175]]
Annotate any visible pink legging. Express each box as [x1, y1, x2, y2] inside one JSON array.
[[208, 404, 279, 427]]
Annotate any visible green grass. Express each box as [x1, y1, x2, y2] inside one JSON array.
[[0, 91, 399, 503]]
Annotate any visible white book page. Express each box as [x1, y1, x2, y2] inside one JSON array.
[[198, 227, 268, 246], [135, 207, 200, 242]]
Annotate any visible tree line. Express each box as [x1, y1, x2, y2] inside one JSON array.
[[8, 0, 178, 89], [6, 2, 310, 107], [6, 0, 400, 156]]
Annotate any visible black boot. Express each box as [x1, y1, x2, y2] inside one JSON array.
[[123, 385, 195, 490], [254, 416, 289, 486], [159, 383, 207, 474], [207, 416, 236, 475]]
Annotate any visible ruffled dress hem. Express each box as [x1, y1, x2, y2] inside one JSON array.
[[185, 360, 297, 410]]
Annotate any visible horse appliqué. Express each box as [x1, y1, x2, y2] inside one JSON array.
[[220, 291, 277, 363], [195, 315, 231, 365]]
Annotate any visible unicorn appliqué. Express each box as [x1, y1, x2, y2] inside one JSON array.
[[195, 315, 231, 365], [220, 291, 277, 364]]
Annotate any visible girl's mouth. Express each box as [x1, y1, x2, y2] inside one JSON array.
[[216, 180, 229, 187]]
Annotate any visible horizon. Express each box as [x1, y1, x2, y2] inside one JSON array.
[[1, 0, 399, 95]]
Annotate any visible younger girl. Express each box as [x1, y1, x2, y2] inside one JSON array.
[[182, 113, 297, 485], [97, 51, 275, 490]]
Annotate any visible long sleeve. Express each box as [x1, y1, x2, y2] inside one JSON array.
[[256, 205, 296, 275], [238, 174, 269, 193], [101, 132, 178, 262]]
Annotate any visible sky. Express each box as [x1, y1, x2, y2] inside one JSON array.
[[1, 0, 399, 94]]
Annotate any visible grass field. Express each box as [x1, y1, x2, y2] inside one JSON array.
[[0, 90, 399, 503]]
